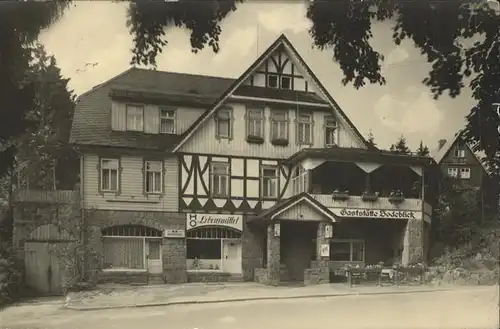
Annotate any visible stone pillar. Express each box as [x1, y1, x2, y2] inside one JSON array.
[[266, 222, 280, 286], [308, 221, 330, 284], [402, 218, 424, 266]]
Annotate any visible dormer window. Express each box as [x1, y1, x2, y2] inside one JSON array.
[[325, 116, 338, 147], [280, 76, 291, 90], [267, 74, 279, 88], [126, 105, 144, 131], [160, 108, 176, 134]]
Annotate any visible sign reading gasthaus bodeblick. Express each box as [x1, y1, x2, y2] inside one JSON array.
[[186, 213, 243, 231], [332, 208, 422, 220]]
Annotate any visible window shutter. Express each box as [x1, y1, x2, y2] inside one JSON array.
[[111, 102, 126, 131]]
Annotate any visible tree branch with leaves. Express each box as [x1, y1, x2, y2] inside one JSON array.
[[125, 0, 500, 164]]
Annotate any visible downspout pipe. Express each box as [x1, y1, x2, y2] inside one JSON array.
[[72, 145, 86, 280]]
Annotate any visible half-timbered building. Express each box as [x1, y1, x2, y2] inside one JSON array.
[[70, 34, 435, 286]]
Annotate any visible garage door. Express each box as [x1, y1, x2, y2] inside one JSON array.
[[24, 224, 77, 295]]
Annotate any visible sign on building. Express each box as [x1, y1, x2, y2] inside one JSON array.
[[164, 229, 185, 238], [331, 208, 422, 220], [186, 213, 243, 232]]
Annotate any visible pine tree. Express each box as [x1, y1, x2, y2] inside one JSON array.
[[14, 43, 78, 190], [389, 135, 411, 155], [416, 141, 430, 156]]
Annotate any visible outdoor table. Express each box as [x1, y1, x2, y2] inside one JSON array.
[[345, 267, 383, 288], [393, 266, 426, 285]]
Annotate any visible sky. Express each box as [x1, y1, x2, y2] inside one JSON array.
[[39, 1, 476, 151]]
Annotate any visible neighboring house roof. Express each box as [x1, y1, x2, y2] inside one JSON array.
[[431, 131, 462, 164], [172, 33, 371, 152], [70, 69, 234, 150], [431, 130, 489, 174]]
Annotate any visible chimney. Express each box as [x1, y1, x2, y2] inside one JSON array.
[[438, 139, 446, 151]]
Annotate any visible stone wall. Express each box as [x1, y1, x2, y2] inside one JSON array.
[[12, 189, 81, 261], [241, 221, 265, 281]]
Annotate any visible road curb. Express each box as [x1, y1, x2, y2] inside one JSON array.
[[63, 288, 453, 311]]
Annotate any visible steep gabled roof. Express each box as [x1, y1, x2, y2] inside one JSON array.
[[431, 130, 489, 174], [172, 33, 370, 152]]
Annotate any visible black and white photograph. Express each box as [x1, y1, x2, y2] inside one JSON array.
[[0, 1, 499, 328]]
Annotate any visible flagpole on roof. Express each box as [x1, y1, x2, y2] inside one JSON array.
[[256, 23, 259, 58]]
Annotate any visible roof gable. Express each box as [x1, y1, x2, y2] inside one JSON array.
[[172, 34, 370, 152], [252, 193, 338, 222], [431, 130, 489, 174]]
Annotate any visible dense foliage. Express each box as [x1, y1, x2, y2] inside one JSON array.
[[0, 1, 71, 178], [0, 243, 23, 308], [126, 0, 500, 165], [15, 43, 78, 191]]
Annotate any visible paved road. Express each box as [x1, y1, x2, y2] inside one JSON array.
[[1, 287, 498, 329]]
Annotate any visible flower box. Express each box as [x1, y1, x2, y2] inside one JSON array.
[[332, 190, 349, 200], [388, 190, 405, 203], [271, 138, 289, 146], [388, 195, 405, 203], [361, 192, 379, 202], [246, 135, 264, 144]]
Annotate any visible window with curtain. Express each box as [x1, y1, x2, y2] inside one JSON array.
[[160, 108, 176, 134], [270, 111, 288, 140], [247, 108, 264, 138], [102, 238, 144, 269], [101, 158, 119, 192], [145, 160, 162, 194], [126, 105, 144, 131]]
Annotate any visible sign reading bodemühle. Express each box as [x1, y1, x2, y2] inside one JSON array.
[[186, 213, 243, 232], [332, 208, 421, 220]]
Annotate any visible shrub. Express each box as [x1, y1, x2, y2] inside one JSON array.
[[0, 243, 23, 308]]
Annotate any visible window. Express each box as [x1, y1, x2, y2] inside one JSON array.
[[330, 240, 365, 262], [247, 108, 264, 138], [280, 76, 291, 90], [216, 109, 232, 139], [186, 227, 242, 271], [261, 167, 278, 198], [101, 158, 119, 192], [101, 225, 162, 270], [271, 111, 288, 140], [126, 105, 144, 131], [292, 165, 308, 195], [297, 113, 312, 144], [211, 162, 229, 197], [160, 108, 176, 134], [447, 167, 458, 178], [460, 167, 471, 179], [145, 160, 162, 194], [454, 149, 466, 158], [267, 74, 278, 88], [325, 116, 337, 147]]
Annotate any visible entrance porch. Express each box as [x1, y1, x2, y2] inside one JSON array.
[[250, 194, 426, 286], [251, 194, 335, 286]]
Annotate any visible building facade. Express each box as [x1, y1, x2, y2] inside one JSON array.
[[432, 131, 488, 189], [70, 34, 434, 286]]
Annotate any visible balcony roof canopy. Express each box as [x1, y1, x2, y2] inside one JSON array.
[[249, 192, 339, 223], [285, 147, 436, 168]]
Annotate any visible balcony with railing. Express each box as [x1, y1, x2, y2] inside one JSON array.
[[286, 148, 435, 222]]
